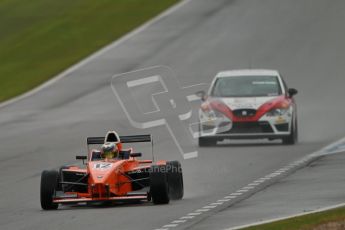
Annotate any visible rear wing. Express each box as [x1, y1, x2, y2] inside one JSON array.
[[87, 135, 152, 145], [86, 134, 154, 161]]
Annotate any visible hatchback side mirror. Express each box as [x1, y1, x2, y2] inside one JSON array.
[[195, 90, 207, 101], [288, 88, 298, 97]]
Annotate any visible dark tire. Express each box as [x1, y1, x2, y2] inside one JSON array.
[[198, 137, 217, 147], [40, 170, 59, 210], [282, 118, 298, 145], [167, 161, 184, 200], [149, 165, 170, 204]]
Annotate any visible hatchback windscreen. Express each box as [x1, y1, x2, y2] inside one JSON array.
[[211, 75, 282, 97]]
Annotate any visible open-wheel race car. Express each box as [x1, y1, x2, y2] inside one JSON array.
[[40, 131, 183, 210]]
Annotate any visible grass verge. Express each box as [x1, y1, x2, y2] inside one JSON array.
[[0, 0, 179, 102], [242, 206, 345, 230]]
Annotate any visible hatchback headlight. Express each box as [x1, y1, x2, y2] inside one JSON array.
[[266, 108, 289, 117]]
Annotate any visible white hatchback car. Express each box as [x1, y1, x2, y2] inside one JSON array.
[[197, 69, 298, 146]]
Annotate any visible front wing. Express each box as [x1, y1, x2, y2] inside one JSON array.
[[53, 192, 149, 204]]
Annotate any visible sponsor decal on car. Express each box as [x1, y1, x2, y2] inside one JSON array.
[[93, 163, 112, 170]]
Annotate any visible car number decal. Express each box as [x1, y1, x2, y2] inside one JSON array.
[[94, 163, 112, 170]]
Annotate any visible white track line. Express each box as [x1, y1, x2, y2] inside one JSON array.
[[242, 186, 254, 190], [210, 202, 224, 205], [163, 224, 178, 228], [171, 220, 186, 224], [230, 193, 242, 196], [195, 209, 210, 212], [180, 216, 195, 219], [224, 196, 237, 199], [248, 183, 260, 186], [188, 212, 202, 216]]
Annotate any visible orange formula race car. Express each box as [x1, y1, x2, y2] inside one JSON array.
[[40, 131, 183, 210]]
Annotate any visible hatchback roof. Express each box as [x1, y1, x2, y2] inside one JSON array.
[[216, 69, 279, 78]]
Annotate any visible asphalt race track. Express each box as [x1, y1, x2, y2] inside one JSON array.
[[1, 0, 345, 229]]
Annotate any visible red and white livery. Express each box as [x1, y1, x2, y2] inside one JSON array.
[[197, 69, 298, 146]]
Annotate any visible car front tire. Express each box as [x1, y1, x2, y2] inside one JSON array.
[[282, 117, 298, 145], [40, 170, 59, 210], [150, 165, 170, 204]]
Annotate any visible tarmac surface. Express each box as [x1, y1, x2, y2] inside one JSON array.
[[1, 0, 345, 230]]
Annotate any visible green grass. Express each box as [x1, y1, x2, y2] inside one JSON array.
[[0, 0, 179, 102], [242, 206, 345, 230]]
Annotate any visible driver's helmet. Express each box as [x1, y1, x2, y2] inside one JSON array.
[[101, 143, 119, 159]]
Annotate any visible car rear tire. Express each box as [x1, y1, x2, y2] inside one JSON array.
[[167, 161, 184, 200], [198, 137, 217, 147], [150, 165, 170, 204], [40, 170, 59, 210], [282, 118, 298, 145]]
